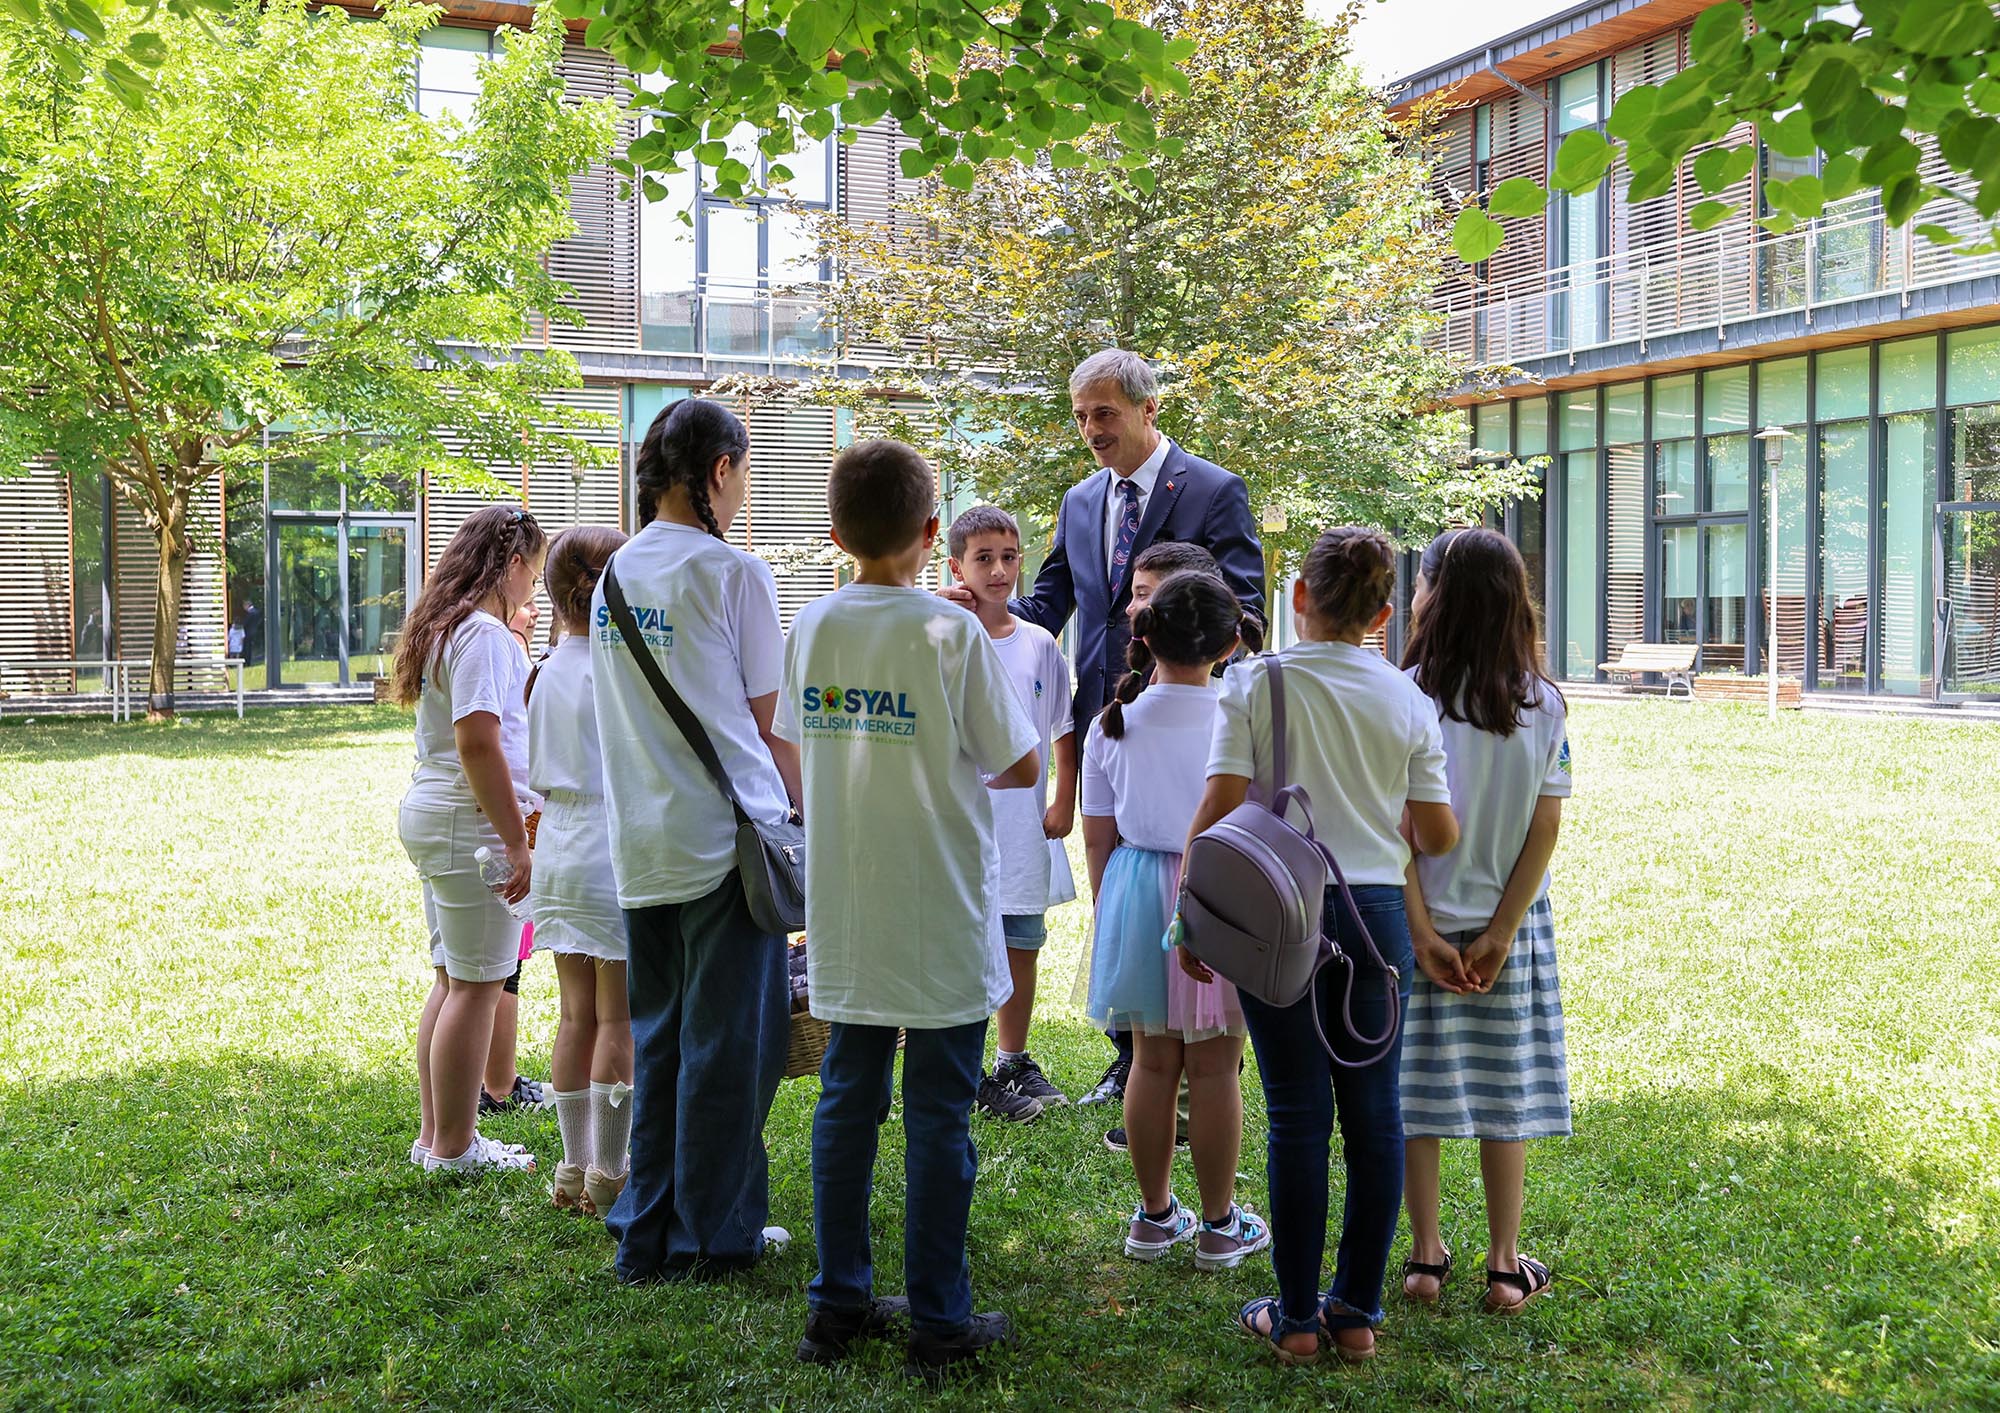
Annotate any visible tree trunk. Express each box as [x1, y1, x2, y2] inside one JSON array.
[[148, 491, 192, 722]]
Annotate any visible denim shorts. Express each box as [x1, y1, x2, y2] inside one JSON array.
[[1001, 912, 1047, 952]]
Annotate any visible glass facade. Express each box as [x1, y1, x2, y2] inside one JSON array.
[[1487, 327, 2000, 698], [70, 475, 110, 687]]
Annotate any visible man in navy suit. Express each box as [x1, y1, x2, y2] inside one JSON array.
[[944, 349, 1264, 1115]]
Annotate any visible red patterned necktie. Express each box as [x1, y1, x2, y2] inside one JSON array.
[[1110, 478, 1141, 595]]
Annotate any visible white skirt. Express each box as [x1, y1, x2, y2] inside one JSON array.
[[529, 791, 626, 962]]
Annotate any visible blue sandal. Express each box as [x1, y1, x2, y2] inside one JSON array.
[[1237, 1296, 1322, 1366]]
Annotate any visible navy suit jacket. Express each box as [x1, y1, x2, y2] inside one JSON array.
[[1012, 442, 1265, 727]]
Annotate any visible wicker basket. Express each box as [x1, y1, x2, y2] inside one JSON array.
[[782, 940, 904, 1080]]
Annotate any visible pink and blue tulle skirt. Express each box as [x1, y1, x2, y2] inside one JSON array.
[[1086, 844, 1245, 1042]]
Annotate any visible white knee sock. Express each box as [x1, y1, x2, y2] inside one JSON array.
[[553, 1087, 591, 1171], [590, 1080, 632, 1178]]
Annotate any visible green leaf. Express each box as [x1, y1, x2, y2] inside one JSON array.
[[842, 83, 889, 125], [1689, 200, 1737, 231], [1761, 109, 1817, 159], [898, 146, 935, 180], [1132, 167, 1157, 195], [1688, 2, 1748, 66], [925, 71, 955, 103], [1486, 177, 1548, 219], [1451, 206, 1505, 263], [716, 158, 751, 187], [1822, 153, 1863, 200], [740, 27, 784, 64], [1049, 142, 1087, 170], [0, 0, 41, 23], [1890, 0, 1997, 56], [1883, 171, 1926, 224], [1691, 144, 1756, 194], [1916, 222, 1962, 246], [785, 3, 841, 63], [939, 162, 976, 191], [125, 31, 170, 67], [1550, 130, 1614, 194], [1605, 86, 1659, 143], [695, 140, 727, 166], [1787, 173, 1826, 217], [808, 68, 847, 103]]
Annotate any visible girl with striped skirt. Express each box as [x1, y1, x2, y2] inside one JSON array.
[[1397, 528, 1574, 1315]]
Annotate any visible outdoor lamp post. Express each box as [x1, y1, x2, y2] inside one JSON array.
[[1754, 425, 1797, 722]]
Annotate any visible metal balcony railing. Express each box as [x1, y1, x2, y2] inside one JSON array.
[[638, 276, 835, 368], [1431, 205, 2000, 367]]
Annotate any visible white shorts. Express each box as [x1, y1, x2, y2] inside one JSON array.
[[398, 788, 519, 984], [529, 791, 626, 963]]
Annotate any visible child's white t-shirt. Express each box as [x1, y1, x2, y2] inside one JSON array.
[[774, 585, 1042, 1029], [1207, 641, 1450, 888], [1408, 670, 1573, 934], [1081, 684, 1220, 853], [412, 609, 531, 806], [988, 619, 1074, 914], [527, 634, 601, 799], [589, 521, 791, 908]]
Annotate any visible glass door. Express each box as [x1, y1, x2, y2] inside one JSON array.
[[1702, 523, 1748, 672], [274, 520, 345, 686], [1936, 503, 2000, 702], [347, 521, 411, 684]]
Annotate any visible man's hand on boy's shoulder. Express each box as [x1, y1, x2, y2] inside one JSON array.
[[935, 582, 979, 612]]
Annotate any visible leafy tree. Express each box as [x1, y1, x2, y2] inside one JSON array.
[[1452, 0, 2000, 262], [793, 0, 1532, 590], [0, 0, 613, 716], [23, 0, 1190, 198]]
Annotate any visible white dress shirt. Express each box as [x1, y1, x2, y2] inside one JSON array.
[[1101, 436, 1173, 566]]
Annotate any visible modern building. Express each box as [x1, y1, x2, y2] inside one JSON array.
[[1394, 0, 2000, 703], [1, 5, 926, 697]]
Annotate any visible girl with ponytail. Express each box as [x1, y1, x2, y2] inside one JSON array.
[[1080, 570, 1269, 1273], [588, 397, 802, 1279]]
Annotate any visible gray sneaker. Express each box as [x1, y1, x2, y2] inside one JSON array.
[[1194, 1204, 1272, 1272], [1124, 1196, 1198, 1261], [976, 1074, 1044, 1123]]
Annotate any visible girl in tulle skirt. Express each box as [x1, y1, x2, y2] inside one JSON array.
[[1081, 570, 1270, 1272]]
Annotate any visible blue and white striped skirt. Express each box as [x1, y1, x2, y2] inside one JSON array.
[[1399, 894, 1571, 1141]]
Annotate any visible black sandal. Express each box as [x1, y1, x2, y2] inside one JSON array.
[[1401, 1249, 1452, 1304], [1484, 1255, 1551, 1314]]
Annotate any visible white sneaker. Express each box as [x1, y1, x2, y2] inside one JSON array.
[[763, 1225, 792, 1254], [423, 1135, 537, 1173], [409, 1140, 430, 1167]]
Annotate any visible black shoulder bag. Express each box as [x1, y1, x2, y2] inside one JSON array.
[[601, 558, 805, 934]]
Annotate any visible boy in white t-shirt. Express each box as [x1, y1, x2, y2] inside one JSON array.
[[777, 441, 1041, 1377], [946, 506, 1077, 1123]]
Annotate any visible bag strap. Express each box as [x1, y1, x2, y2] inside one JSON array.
[[1264, 653, 1289, 797], [601, 557, 753, 831]]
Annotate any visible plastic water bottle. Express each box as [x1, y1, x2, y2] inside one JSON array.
[[473, 845, 527, 919]]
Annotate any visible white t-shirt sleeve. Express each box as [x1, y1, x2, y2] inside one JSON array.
[[772, 626, 802, 744], [959, 627, 1042, 775], [1540, 698, 1575, 798], [737, 559, 785, 699], [1080, 719, 1114, 817], [1205, 659, 1259, 781], [1047, 638, 1075, 741], [446, 622, 517, 724], [1406, 690, 1452, 804]]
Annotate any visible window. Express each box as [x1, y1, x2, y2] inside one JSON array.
[[1550, 64, 1607, 349], [1661, 525, 1698, 646], [1761, 422, 1810, 679], [1759, 356, 1809, 427], [71, 475, 110, 672], [1947, 326, 2000, 407], [637, 116, 837, 358], [1881, 411, 1936, 695], [1703, 524, 1747, 671], [1817, 346, 1870, 421], [416, 27, 491, 124], [1653, 375, 1696, 517], [1562, 450, 1599, 678], [1817, 419, 1870, 692]]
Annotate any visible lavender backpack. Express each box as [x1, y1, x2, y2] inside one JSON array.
[[1175, 653, 1402, 1068]]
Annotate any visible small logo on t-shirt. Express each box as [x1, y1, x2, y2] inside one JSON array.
[[801, 684, 918, 739], [1556, 737, 1572, 775], [595, 602, 672, 650], [1033, 677, 1045, 699]]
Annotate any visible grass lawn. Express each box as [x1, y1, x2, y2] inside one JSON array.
[[4, 700, 1999, 1411]]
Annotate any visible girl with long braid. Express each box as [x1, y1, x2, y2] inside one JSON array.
[[588, 398, 803, 1280]]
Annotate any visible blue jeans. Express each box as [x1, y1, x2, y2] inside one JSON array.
[[606, 870, 789, 1281], [1237, 885, 1414, 1337], [809, 1018, 988, 1336]]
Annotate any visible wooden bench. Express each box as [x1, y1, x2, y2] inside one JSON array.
[[1599, 643, 1698, 699]]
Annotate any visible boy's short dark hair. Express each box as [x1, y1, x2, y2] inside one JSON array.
[[828, 439, 935, 559], [1133, 540, 1218, 578], [947, 505, 1020, 560]]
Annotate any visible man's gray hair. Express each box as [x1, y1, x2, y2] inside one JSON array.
[[1069, 348, 1160, 407]]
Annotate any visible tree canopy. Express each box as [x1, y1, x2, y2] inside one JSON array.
[[1452, 0, 2000, 262], [796, 0, 1530, 572], [0, 0, 613, 713]]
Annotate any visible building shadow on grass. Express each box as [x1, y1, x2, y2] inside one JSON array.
[[5, 1045, 1995, 1409]]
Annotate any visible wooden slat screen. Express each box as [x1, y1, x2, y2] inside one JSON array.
[[1484, 92, 1547, 356], [1609, 30, 1682, 340], [1428, 110, 1477, 357], [112, 480, 229, 690], [537, 39, 639, 353], [0, 460, 74, 685], [1604, 442, 1646, 663], [717, 394, 839, 626]]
